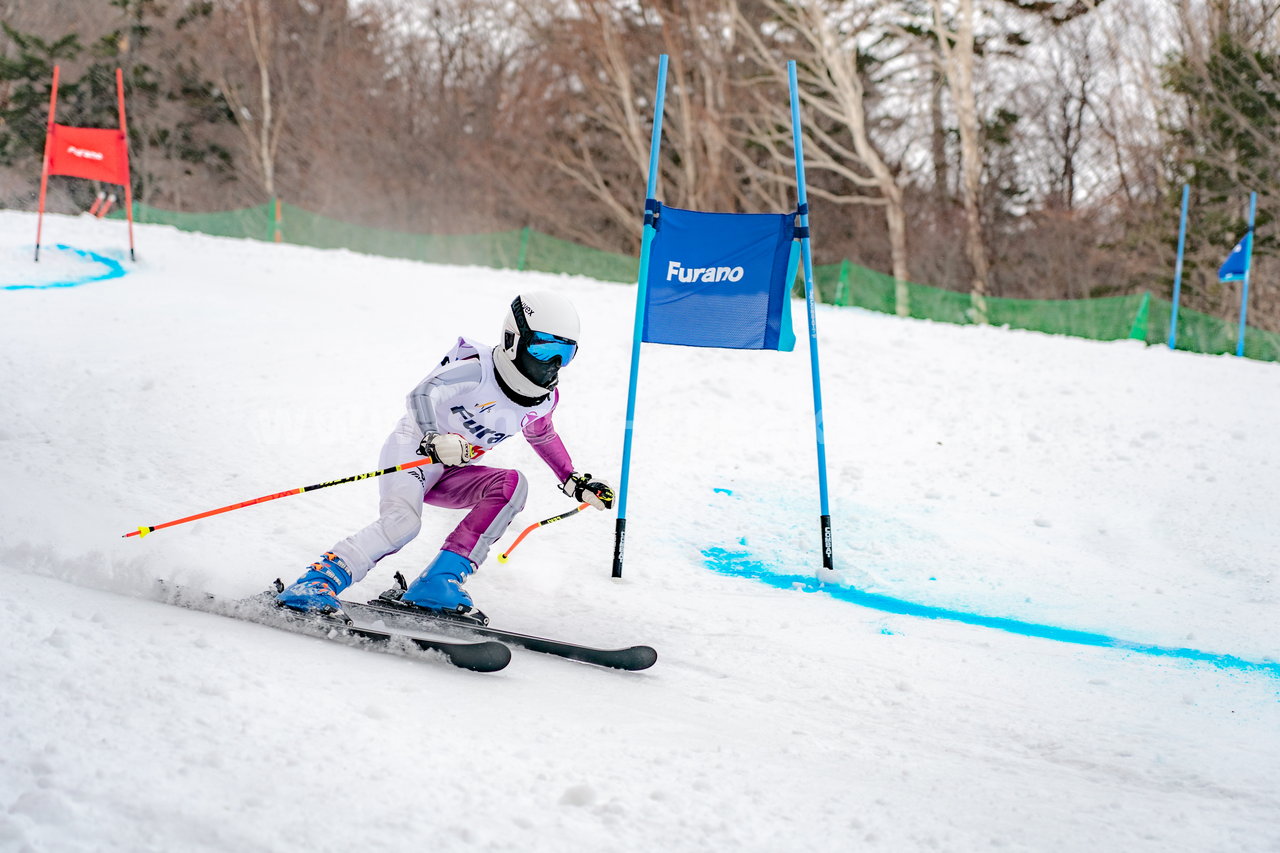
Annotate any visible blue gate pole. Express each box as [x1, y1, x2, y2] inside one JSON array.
[[788, 61, 835, 580], [613, 54, 668, 579], [1236, 191, 1257, 358], [1168, 184, 1189, 350]]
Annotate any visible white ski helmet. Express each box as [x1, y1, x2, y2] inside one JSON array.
[[494, 292, 581, 398]]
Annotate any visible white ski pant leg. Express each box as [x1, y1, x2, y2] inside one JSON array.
[[329, 416, 441, 584]]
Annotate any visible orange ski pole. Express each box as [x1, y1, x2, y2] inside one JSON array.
[[123, 448, 484, 539], [497, 503, 590, 563]]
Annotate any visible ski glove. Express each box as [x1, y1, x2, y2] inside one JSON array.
[[417, 432, 474, 467], [560, 472, 615, 511]]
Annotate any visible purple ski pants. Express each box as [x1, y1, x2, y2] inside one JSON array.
[[328, 416, 528, 583]]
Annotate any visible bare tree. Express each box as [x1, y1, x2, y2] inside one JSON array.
[[656, 0, 765, 213], [501, 0, 782, 255], [736, 1, 915, 315], [185, 0, 364, 203], [1023, 24, 1099, 211], [925, 0, 993, 320], [203, 0, 285, 199], [523, 0, 652, 248]]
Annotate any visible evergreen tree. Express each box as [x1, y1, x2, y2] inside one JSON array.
[[1162, 29, 1277, 316], [0, 24, 83, 166], [1165, 34, 1277, 246]]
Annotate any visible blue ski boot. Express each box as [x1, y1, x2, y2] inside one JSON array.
[[401, 550, 477, 616], [276, 552, 352, 614]]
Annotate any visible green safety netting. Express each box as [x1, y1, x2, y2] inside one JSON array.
[[120, 202, 634, 278], [522, 230, 639, 283], [115, 202, 1280, 363], [124, 202, 276, 241], [1144, 296, 1280, 362]]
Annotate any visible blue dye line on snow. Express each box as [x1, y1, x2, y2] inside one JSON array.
[[3, 245, 127, 291], [703, 546, 1280, 679]]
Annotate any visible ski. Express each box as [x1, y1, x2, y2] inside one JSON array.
[[152, 582, 511, 673], [346, 595, 658, 671]]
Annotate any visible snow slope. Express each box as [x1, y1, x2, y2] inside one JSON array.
[[1, 210, 1277, 852]]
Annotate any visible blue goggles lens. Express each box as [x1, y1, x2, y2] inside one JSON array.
[[525, 332, 577, 365]]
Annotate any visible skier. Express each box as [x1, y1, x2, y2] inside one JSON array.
[[275, 291, 614, 620]]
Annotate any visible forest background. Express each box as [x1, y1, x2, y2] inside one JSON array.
[[1, 0, 1277, 331]]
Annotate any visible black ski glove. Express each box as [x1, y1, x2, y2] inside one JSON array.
[[560, 472, 615, 511]]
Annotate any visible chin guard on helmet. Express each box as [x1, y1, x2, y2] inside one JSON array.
[[496, 292, 580, 396]]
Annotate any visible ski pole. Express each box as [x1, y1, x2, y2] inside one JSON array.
[[497, 503, 591, 563], [123, 448, 485, 539]]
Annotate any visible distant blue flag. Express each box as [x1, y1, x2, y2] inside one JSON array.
[[642, 204, 798, 351], [1218, 230, 1253, 283]]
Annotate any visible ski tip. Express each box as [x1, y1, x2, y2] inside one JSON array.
[[460, 642, 512, 673], [628, 646, 659, 671]]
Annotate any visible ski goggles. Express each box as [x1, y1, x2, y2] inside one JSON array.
[[512, 299, 578, 365], [525, 330, 578, 365]]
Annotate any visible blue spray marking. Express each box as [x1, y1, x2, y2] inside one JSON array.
[[3, 245, 127, 291], [703, 546, 1280, 679]]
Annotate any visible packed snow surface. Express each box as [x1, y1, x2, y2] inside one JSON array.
[[1, 210, 1277, 852]]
